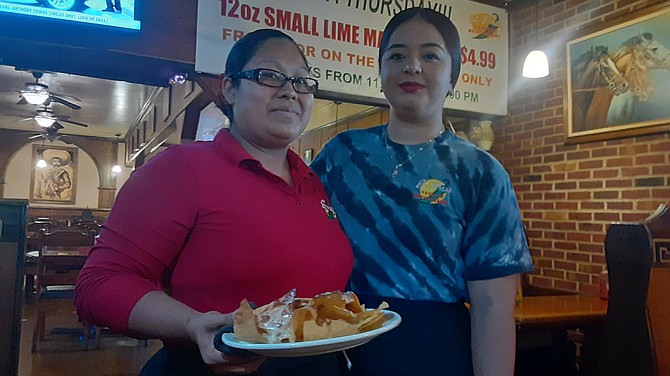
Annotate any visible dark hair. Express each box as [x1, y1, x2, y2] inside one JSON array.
[[378, 7, 461, 89], [220, 29, 309, 121]]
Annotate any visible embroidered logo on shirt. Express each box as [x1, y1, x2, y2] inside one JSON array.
[[321, 199, 338, 219], [413, 179, 450, 205]]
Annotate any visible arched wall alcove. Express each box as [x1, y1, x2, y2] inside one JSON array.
[[0, 134, 119, 208]]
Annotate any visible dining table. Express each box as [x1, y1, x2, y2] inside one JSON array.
[[514, 294, 608, 376], [515, 294, 608, 330]]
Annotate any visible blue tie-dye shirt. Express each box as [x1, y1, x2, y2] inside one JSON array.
[[312, 124, 533, 303]]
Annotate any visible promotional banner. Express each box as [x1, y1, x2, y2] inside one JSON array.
[[196, 0, 508, 116]]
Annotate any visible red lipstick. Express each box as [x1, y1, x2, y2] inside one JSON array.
[[399, 82, 425, 93]]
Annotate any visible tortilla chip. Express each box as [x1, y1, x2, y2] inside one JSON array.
[[302, 318, 359, 341], [233, 299, 267, 343], [232, 291, 390, 344]]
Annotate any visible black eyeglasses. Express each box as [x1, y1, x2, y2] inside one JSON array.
[[228, 68, 319, 95]]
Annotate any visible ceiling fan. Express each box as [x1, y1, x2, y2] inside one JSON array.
[[5, 105, 89, 130], [27, 124, 72, 143], [32, 106, 88, 128], [16, 71, 82, 110]]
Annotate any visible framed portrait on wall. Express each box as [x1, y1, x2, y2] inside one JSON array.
[[30, 145, 78, 204], [565, 5, 670, 144]]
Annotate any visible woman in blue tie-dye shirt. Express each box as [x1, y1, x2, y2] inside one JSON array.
[[312, 7, 533, 376]]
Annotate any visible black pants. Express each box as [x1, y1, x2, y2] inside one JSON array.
[[139, 346, 348, 376], [345, 295, 474, 376]]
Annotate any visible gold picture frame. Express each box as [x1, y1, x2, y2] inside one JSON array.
[[565, 5, 670, 144], [30, 145, 77, 204]]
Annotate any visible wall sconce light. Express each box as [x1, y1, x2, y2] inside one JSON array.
[[112, 134, 124, 175], [522, 0, 549, 78], [523, 51, 549, 78], [36, 159, 47, 168]]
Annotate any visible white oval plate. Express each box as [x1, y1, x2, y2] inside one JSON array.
[[221, 310, 401, 357]]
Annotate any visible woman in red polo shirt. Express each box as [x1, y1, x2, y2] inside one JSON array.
[[75, 29, 353, 376]]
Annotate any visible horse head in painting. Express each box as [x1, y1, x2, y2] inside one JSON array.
[[571, 45, 627, 132], [573, 45, 628, 94], [605, 32, 670, 125]]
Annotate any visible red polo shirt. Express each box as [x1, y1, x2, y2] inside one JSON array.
[[75, 130, 353, 333]]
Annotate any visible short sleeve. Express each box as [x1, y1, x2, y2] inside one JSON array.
[[461, 162, 533, 281]]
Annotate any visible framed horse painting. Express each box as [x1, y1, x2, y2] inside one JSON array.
[[565, 4, 670, 144]]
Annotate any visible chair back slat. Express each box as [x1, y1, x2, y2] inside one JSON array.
[[645, 203, 670, 376], [598, 223, 654, 376], [40, 230, 94, 247], [39, 270, 80, 286]]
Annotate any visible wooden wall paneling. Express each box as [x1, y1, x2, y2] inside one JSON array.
[[298, 132, 321, 160], [349, 112, 381, 130]]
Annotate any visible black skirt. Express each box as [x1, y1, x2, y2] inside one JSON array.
[[139, 346, 348, 376], [345, 295, 473, 376]]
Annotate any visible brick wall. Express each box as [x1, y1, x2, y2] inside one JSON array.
[[500, 0, 670, 294]]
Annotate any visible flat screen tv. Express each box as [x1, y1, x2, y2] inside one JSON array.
[[0, 0, 141, 30]]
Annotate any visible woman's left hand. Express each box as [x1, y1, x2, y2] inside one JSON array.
[[187, 311, 266, 374]]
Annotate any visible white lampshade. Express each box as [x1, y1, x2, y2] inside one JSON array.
[[111, 164, 123, 174], [34, 115, 56, 128], [522, 50, 549, 78], [22, 91, 50, 105], [36, 159, 48, 168]]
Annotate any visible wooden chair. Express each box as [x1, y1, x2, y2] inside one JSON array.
[[24, 226, 45, 297], [644, 204, 670, 376], [31, 230, 96, 352], [26, 227, 92, 296], [598, 222, 654, 376]]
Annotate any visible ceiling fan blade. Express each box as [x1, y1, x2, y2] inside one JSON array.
[[51, 92, 82, 102], [50, 95, 82, 110], [52, 122, 65, 130], [27, 134, 43, 140], [3, 112, 32, 122], [58, 117, 88, 127], [59, 135, 74, 145]]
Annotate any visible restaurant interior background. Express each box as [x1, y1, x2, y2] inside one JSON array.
[[2, 0, 669, 297], [0, 0, 669, 374]]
